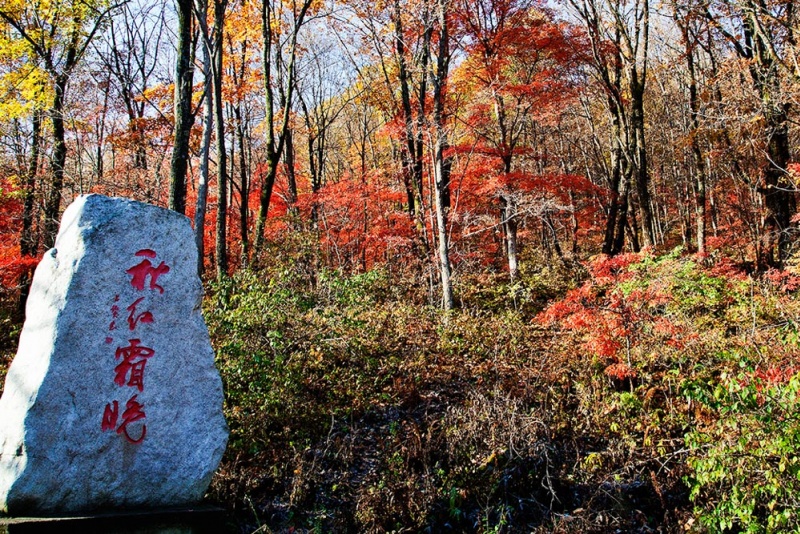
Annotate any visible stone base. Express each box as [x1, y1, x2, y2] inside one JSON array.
[[0, 505, 228, 533]]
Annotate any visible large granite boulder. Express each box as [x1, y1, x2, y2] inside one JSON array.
[[0, 194, 228, 515]]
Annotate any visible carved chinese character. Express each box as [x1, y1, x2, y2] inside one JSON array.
[[126, 297, 154, 331], [126, 249, 170, 294], [118, 395, 147, 444], [114, 339, 154, 392], [102, 396, 147, 444], [101, 401, 119, 432]]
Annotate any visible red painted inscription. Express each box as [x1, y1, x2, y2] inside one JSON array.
[[102, 250, 167, 443], [102, 396, 146, 444], [118, 395, 147, 444], [114, 339, 154, 391], [126, 297, 154, 330], [102, 401, 119, 431], [127, 249, 170, 294]]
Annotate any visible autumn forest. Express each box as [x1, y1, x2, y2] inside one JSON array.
[[1, 0, 800, 531]]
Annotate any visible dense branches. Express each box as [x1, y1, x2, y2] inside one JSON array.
[[0, 0, 797, 296]]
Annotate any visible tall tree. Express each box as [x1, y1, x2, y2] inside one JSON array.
[[0, 0, 123, 246], [96, 0, 167, 172], [169, 0, 195, 214], [568, 0, 654, 253], [194, 0, 213, 275], [702, 0, 797, 265], [212, 0, 229, 280], [458, 0, 581, 276], [672, 0, 708, 254], [253, 0, 314, 254], [431, 0, 454, 309]]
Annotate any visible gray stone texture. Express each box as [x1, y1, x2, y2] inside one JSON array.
[[0, 194, 228, 515]]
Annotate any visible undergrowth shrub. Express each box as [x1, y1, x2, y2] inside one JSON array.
[[187, 246, 800, 532], [540, 250, 800, 533], [684, 358, 800, 533], [206, 265, 566, 532]]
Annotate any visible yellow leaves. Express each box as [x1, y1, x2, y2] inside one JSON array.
[[225, 0, 261, 43], [0, 0, 116, 126], [0, 61, 50, 121]]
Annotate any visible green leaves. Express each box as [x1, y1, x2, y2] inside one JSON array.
[[685, 359, 800, 532]]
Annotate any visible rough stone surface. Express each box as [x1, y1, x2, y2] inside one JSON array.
[[0, 194, 228, 515]]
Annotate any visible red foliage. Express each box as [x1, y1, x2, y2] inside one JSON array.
[[538, 253, 684, 366], [0, 177, 38, 290], [763, 268, 800, 292], [605, 362, 637, 381], [304, 171, 415, 272]]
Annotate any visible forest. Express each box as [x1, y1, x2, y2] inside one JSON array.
[[0, 0, 799, 531]]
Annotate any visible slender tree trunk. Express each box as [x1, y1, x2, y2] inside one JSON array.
[[414, 19, 432, 211], [630, 82, 655, 248], [612, 167, 631, 254], [501, 195, 520, 281], [254, 0, 311, 253], [169, 0, 195, 214], [194, 1, 213, 276], [43, 75, 68, 248], [284, 118, 298, 209], [761, 103, 793, 265], [393, 0, 418, 215], [96, 78, 110, 181], [18, 108, 43, 317], [431, 0, 454, 310], [213, 0, 228, 280], [570, 192, 579, 255], [235, 104, 249, 264], [686, 39, 706, 254], [21, 109, 42, 258], [603, 102, 625, 254]]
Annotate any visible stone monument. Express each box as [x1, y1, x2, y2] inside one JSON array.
[[0, 194, 228, 515]]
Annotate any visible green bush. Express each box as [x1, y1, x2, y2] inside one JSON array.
[[685, 353, 800, 533]]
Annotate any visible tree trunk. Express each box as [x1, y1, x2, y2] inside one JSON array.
[[284, 118, 298, 210], [235, 104, 250, 264], [213, 0, 228, 280], [254, 0, 311, 253], [603, 100, 626, 255], [43, 75, 68, 248], [630, 82, 655, 249], [431, 0, 454, 310], [761, 104, 793, 265], [194, 0, 213, 276], [169, 0, 195, 215], [18, 108, 43, 317], [501, 195, 520, 281]]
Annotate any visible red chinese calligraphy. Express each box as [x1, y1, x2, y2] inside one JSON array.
[[101, 396, 146, 444], [102, 400, 119, 431], [126, 297, 154, 330], [109, 299, 120, 331], [102, 253, 165, 445], [127, 250, 170, 294], [118, 395, 146, 444], [114, 339, 154, 391]]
